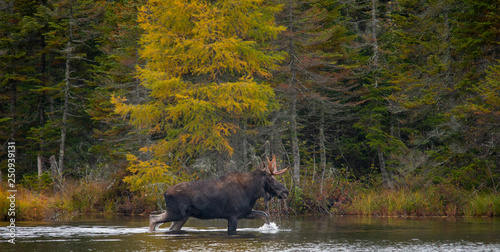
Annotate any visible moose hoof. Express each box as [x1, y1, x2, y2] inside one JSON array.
[[149, 223, 159, 232]]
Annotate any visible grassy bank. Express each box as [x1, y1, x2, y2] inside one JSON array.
[[344, 186, 500, 217], [0, 181, 157, 221], [1, 181, 499, 221]]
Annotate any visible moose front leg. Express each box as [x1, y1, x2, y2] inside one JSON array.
[[245, 210, 270, 224], [227, 217, 239, 235]]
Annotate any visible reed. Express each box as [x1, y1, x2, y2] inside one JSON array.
[[66, 181, 110, 213], [344, 185, 499, 217], [0, 181, 127, 221], [17, 188, 49, 221], [0, 188, 10, 221], [464, 193, 500, 217], [0, 186, 57, 221]]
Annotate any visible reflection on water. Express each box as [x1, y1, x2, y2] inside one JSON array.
[[1, 215, 499, 251]]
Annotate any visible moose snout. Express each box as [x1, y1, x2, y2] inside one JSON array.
[[278, 189, 289, 199]]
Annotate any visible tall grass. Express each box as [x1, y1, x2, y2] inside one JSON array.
[[1, 187, 57, 221], [464, 193, 500, 217], [348, 189, 438, 216], [345, 185, 499, 217], [65, 181, 112, 213], [0, 181, 157, 221]]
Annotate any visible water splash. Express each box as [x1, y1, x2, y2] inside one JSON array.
[[258, 222, 280, 233]]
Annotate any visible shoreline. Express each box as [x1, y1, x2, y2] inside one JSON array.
[[2, 184, 498, 222]]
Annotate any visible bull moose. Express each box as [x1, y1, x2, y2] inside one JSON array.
[[149, 156, 289, 234]]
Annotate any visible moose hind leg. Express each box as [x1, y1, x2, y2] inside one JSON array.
[[149, 212, 166, 231], [149, 211, 180, 232]]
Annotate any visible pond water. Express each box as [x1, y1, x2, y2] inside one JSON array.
[[1, 215, 499, 251]]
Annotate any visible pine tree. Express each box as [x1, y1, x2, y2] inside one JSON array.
[[37, 0, 104, 179], [454, 62, 500, 190], [386, 0, 499, 189], [89, 0, 147, 168], [0, 0, 44, 177], [1, 0, 104, 182], [332, 0, 404, 187], [273, 0, 359, 191]]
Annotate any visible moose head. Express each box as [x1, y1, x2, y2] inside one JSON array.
[[263, 155, 289, 209]]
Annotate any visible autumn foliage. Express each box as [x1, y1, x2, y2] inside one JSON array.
[[112, 0, 285, 192]]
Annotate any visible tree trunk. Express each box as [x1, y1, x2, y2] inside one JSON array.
[[370, 0, 392, 188], [49, 155, 63, 191], [319, 107, 327, 194], [291, 91, 300, 186], [37, 154, 43, 190], [371, 0, 380, 87], [243, 137, 248, 170], [264, 140, 270, 160], [59, 4, 74, 176], [50, 155, 57, 178], [38, 34, 47, 181], [378, 149, 393, 189], [242, 121, 248, 171], [10, 81, 17, 139], [58, 40, 71, 176], [37, 154, 43, 178], [287, 0, 300, 186]]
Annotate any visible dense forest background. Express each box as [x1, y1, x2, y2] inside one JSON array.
[[1, 0, 499, 218]]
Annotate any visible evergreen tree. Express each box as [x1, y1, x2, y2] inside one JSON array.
[[0, 0, 45, 177], [386, 0, 499, 190], [333, 0, 405, 187], [275, 0, 356, 189], [36, 0, 104, 179], [89, 0, 147, 169], [1, 0, 104, 182]]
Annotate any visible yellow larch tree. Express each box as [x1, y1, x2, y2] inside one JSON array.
[[113, 0, 286, 194]]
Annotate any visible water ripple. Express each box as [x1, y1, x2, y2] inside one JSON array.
[[0, 225, 148, 239]]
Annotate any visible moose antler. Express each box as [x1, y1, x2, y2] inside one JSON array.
[[266, 155, 288, 175]]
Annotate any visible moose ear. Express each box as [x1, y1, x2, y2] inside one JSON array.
[[259, 160, 266, 171]]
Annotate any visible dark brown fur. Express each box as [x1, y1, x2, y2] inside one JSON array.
[[149, 170, 288, 234]]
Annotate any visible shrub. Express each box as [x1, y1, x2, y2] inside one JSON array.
[[20, 172, 53, 191]]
